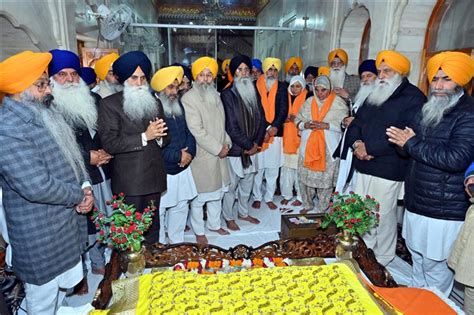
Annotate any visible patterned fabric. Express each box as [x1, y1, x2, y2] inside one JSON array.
[[0, 97, 86, 285], [343, 73, 361, 102]]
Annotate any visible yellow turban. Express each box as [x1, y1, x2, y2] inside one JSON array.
[[0, 51, 52, 94], [285, 56, 303, 73], [192, 57, 218, 80], [318, 66, 330, 76], [150, 66, 184, 92], [221, 59, 230, 73], [426, 51, 474, 86], [376, 50, 411, 75], [94, 53, 119, 81], [328, 48, 348, 66], [262, 57, 281, 73]]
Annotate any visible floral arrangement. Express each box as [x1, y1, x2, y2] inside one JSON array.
[[91, 193, 156, 252], [171, 257, 292, 274], [321, 192, 380, 236]]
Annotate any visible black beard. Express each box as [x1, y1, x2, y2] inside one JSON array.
[[42, 94, 54, 108]]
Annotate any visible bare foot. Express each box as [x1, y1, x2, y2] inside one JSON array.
[[226, 220, 240, 231], [299, 208, 310, 214], [266, 201, 278, 210], [239, 215, 261, 224], [209, 228, 230, 235], [184, 225, 191, 232], [196, 234, 208, 244], [291, 200, 302, 207], [280, 199, 289, 205], [251, 201, 261, 209]]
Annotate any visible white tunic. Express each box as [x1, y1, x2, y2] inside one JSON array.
[[160, 167, 198, 208], [256, 136, 284, 169]]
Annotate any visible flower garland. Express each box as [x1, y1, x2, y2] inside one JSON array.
[[171, 257, 292, 274]]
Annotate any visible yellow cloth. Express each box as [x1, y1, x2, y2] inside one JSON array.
[[318, 66, 330, 76], [376, 50, 411, 75], [150, 66, 183, 92], [328, 48, 348, 65], [221, 59, 230, 73], [262, 57, 281, 73], [94, 53, 119, 81], [285, 56, 303, 73], [0, 51, 52, 94], [426, 51, 474, 86], [192, 56, 218, 80]]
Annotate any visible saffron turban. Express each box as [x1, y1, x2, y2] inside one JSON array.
[[150, 66, 183, 92], [252, 58, 262, 72], [229, 55, 252, 77], [113, 51, 152, 84], [304, 66, 318, 79], [262, 57, 281, 73], [0, 51, 52, 94], [172, 63, 193, 82], [328, 48, 348, 66], [191, 57, 218, 80], [426, 51, 474, 86], [80, 67, 97, 85], [285, 56, 303, 73], [318, 66, 330, 76], [221, 59, 230, 73], [358, 59, 377, 76], [94, 52, 119, 81], [48, 49, 80, 77], [376, 50, 411, 75]]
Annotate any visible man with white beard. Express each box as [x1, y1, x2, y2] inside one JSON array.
[[99, 51, 169, 247], [150, 66, 197, 244], [221, 55, 267, 231], [252, 57, 288, 210], [328, 48, 360, 103], [182, 57, 232, 244], [284, 56, 303, 84], [345, 50, 426, 266], [387, 51, 474, 295], [94, 52, 122, 98], [335, 59, 377, 194]]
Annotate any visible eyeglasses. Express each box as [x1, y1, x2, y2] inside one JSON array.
[[33, 80, 51, 92]]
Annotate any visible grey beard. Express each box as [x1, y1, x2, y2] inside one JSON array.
[[158, 91, 183, 117], [366, 74, 402, 107], [104, 80, 123, 93], [194, 81, 218, 105], [234, 77, 259, 114], [265, 77, 276, 91], [353, 83, 375, 111], [421, 88, 463, 129], [123, 82, 157, 121]]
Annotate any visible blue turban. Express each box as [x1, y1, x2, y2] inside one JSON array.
[[304, 66, 318, 79], [358, 59, 377, 76], [113, 51, 152, 84], [48, 49, 80, 77], [80, 67, 97, 85], [172, 63, 193, 81], [251, 58, 262, 72]]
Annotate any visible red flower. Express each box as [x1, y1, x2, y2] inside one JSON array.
[[135, 212, 142, 220], [334, 191, 339, 196], [121, 236, 127, 243], [112, 203, 119, 209], [113, 194, 118, 200], [350, 218, 356, 223], [119, 192, 125, 197], [117, 227, 123, 233], [111, 225, 116, 232], [125, 211, 132, 217], [144, 207, 150, 213], [346, 224, 353, 229], [99, 230, 105, 236]]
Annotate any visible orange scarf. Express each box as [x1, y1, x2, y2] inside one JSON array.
[[283, 90, 307, 154], [304, 92, 336, 172], [256, 75, 278, 151]]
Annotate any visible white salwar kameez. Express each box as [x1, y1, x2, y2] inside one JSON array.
[[280, 151, 302, 202], [190, 185, 229, 235]]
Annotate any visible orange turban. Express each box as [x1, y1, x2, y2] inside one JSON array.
[[328, 49, 348, 66], [318, 66, 330, 76], [285, 56, 303, 73], [376, 50, 411, 75], [221, 59, 230, 73], [426, 51, 474, 86], [94, 52, 119, 81], [192, 57, 218, 80], [0, 51, 52, 94], [262, 57, 281, 73], [151, 66, 184, 92]]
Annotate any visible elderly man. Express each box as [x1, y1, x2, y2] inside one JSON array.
[[387, 51, 474, 295], [280, 75, 309, 207], [285, 56, 303, 83], [150, 66, 197, 244], [295, 76, 348, 214], [345, 50, 426, 266], [0, 51, 93, 314], [251, 58, 263, 81], [328, 48, 360, 103], [182, 56, 232, 244], [252, 57, 288, 210], [221, 55, 267, 231], [335, 59, 377, 194], [94, 52, 121, 98], [99, 51, 169, 246]]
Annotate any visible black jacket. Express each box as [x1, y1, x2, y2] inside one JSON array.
[[404, 93, 474, 221], [345, 78, 426, 181], [258, 80, 288, 137]]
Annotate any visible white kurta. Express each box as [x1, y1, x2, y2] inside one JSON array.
[[160, 167, 198, 208], [256, 136, 284, 169]]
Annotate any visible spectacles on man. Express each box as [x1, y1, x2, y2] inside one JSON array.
[[33, 80, 51, 92]]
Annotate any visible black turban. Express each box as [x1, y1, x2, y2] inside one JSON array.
[[229, 55, 252, 77], [172, 63, 193, 81], [113, 51, 152, 84], [304, 66, 318, 79], [358, 59, 377, 76]]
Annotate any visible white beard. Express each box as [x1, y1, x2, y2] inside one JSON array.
[[51, 78, 98, 131], [366, 73, 402, 107], [265, 77, 276, 91], [158, 91, 183, 118], [329, 65, 346, 88], [353, 82, 375, 111], [421, 88, 463, 129], [193, 81, 219, 106], [234, 76, 259, 114], [123, 81, 158, 121], [103, 80, 123, 93]]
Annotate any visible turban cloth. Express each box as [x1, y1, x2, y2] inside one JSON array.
[[94, 52, 119, 81], [252, 58, 262, 72], [376, 50, 411, 75], [304, 66, 318, 79], [285, 56, 303, 73], [318, 66, 330, 76], [328, 48, 348, 66], [262, 57, 281, 73], [150, 66, 184, 92], [171, 63, 192, 82], [0, 51, 52, 94], [314, 75, 331, 90], [80, 67, 97, 85], [358, 59, 377, 76], [192, 57, 218, 80], [426, 51, 474, 86], [113, 51, 151, 84], [287, 75, 306, 95], [221, 59, 231, 73], [229, 55, 252, 77], [48, 49, 80, 77]]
